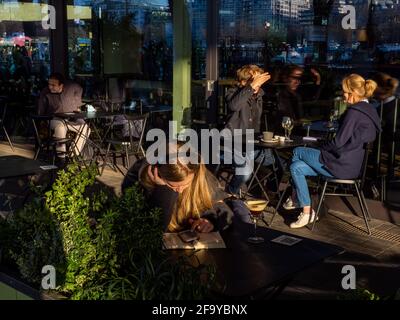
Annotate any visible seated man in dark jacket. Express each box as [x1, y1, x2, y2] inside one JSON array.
[[276, 65, 321, 128], [122, 143, 233, 233], [284, 74, 381, 229]]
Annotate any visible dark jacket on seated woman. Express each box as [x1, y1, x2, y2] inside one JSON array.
[[319, 101, 381, 179], [225, 85, 264, 133], [122, 159, 234, 232]]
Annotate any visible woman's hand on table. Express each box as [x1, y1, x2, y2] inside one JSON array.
[[189, 218, 214, 233]]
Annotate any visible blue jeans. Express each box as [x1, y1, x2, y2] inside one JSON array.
[[290, 147, 333, 207], [227, 148, 275, 195]]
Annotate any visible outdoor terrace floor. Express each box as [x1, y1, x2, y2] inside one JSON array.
[[0, 141, 399, 299]]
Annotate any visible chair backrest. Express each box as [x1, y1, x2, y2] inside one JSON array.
[[359, 142, 373, 189], [125, 113, 149, 138], [124, 113, 149, 152]]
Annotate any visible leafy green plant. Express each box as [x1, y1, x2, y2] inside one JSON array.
[[44, 163, 117, 299], [0, 163, 216, 300], [94, 184, 216, 300], [104, 253, 216, 300], [338, 287, 400, 300], [338, 288, 381, 300], [0, 196, 65, 286]]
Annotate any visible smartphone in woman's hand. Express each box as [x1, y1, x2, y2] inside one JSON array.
[[178, 230, 199, 243]]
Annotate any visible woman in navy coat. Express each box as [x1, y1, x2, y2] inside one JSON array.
[[285, 74, 381, 229]]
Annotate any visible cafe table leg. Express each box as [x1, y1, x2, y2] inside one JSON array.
[[244, 153, 270, 202]]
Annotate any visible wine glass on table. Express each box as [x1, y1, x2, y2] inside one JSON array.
[[302, 120, 312, 137], [245, 200, 268, 244], [282, 117, 293, 141], [287, 120, 294, 141]]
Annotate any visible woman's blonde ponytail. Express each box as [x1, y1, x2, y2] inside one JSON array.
[[364, 79, 378, 98], [342, 74, 377, 99]]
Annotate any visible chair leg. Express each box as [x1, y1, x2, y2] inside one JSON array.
[[312, 181, 328, 231], [124, 145, 130, 169], [254, 174, 270, 202], [244, 155, 265, 199], [213, 163, 221, 177], [3, 126, 14, 151], [140, 146, 146, 158], [354, 183, 371, 235], [101, 143, 112, 175], [381, 175, 386, 202], [269, 182, 290, 227], [360, 190, 372, 221], [272, 161, 281, 197], [34, 147, 41, 160], [52, 146, 57, 166]]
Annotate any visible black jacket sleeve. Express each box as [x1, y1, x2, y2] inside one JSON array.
[[278, 90, 301, 119], [299, 84, 322, 102], [201, 202, 233, 232], [226, 86, 254, 112], [149, 186, 180, 231]]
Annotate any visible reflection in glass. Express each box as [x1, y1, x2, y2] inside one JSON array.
[[0, 0, 51, 131]]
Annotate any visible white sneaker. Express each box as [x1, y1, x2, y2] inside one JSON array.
[[283, 197, 301, 210], [290, 210, 317, 229]]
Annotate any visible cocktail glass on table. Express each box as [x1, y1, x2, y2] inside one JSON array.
[[245, 200, 268, 244]]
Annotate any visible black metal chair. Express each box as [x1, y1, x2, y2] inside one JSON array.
[[102, 113, 149, 174], [0, 97, 14, 151], [31, 115, 73, 165], [312, 143, 374, 235], [213, 150, 280, 201]]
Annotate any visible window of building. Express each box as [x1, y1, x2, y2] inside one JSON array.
[[0, 0, 51, 97]]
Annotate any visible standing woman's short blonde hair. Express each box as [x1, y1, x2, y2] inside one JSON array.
[[236, 65, 264, 87], [342, 74, 378, 99]]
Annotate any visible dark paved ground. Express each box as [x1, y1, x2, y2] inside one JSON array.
[[261, 196, 400, 299]]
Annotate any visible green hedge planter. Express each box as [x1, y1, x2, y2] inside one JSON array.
[[0, 163, 215, 300]]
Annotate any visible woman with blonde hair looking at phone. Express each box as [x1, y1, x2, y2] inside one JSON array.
[[122, 142, 233, 233], [284, 74, 381, 229]]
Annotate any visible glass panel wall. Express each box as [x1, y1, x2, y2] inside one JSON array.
[[0, 0, 51, 138], [188, 0, 207, 126], [217, 0, 400, 130], [190, 0, 207, 81], [67, 1, 97, 77], [67, 0, 173, 122], [0, 0, 50, 96]]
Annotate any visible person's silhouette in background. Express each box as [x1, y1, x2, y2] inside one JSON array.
[[149, 87, 171, 106], [276, 65, 321, 125], [372, 72, 399, 141], [371, 72, 399, 172]]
